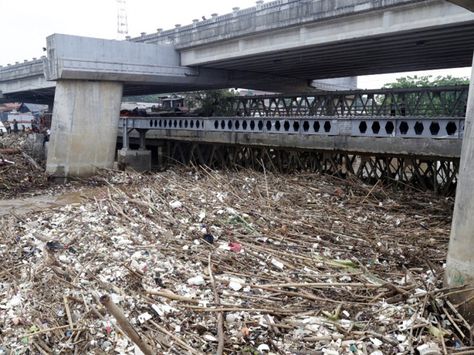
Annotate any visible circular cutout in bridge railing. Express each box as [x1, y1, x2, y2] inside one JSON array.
[[228, 120, 233, 129], [284, 121, 290, 132], [190, 120, 194, 128], [399, 121, 409, 135], [258, 121, 264, 131], [250, 121, 255, 130], [184, 120, 188, 128], [174, 120, 178, 128], [385, 121, 394, 135], [196, 120, 200, 129], [446, 121, 457, 136], [266, 121, 272, 131], [324, 121, 331, 133], [429, 122, 440, 136], [243, 121, 248, 130], [214, 120, 219, 129], [414, 122, 424, 135], [371, 121, 381, 134], [314, 121, 320, 132], [359, 121, 367, 134], [221, 120, 225, 129], [275, 121, 281, 131], [179, 120, 183, 128], [303, 121, 310, 132], [164, 120, 167, 128], [293, 121, 300, 132], [149, 119, 153, 127]]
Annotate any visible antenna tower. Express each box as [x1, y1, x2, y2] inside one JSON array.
[[116, 0, 129, 38]]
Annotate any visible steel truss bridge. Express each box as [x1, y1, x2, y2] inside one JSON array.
[[121, 86, 469, 194]]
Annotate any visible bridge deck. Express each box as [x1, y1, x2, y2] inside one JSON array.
[[122, 116, 462, 159]]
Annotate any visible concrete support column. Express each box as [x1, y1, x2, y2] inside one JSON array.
[[46, 80, 123, 178], [445, 53, 474, 319], [138, 129, 148, 150]]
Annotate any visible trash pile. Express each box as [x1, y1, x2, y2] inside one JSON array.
[[0, 167, 471, 354], [0, 135, 50, 199]]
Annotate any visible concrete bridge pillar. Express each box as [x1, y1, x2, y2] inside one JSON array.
[[46, 80, 123, 179], [445, 53, 474, 319]]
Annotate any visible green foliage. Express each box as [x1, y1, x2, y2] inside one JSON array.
[[379, 75, 470, 116], [383, 75, 469, 89], [185, 89, 237, 116]]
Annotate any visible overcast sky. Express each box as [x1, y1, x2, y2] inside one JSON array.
[[0, 0, 471, 89]]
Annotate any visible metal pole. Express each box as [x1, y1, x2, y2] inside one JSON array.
[[445, 52, 474, 320], [123, 117, 129, 150]]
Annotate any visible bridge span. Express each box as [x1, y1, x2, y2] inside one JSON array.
[[118, 86, 468, 194]]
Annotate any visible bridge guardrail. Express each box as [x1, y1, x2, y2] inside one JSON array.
[[120, 116, 464, 140]]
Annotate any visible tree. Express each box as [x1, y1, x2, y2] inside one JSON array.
[[185, 89, 237, 116], [383, 74, 469, 89], [380, 75, 470, 117]]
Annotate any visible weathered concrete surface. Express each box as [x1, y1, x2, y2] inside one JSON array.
[[117, 149, 152, 172], [43, 34, 310, 92], [445, 54, 474, 320], [163, 0, 474, 79], [138, 0, 431, 47], [125, 129, 462, 159], [447, 0, 474, 11], [0, 59, 54, 103], [46, 80, 123, 178]]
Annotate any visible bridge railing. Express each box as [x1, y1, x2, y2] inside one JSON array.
[[228, 86, 469, 118], [120, 86, 468, 141], [121, 115, 464, 140]]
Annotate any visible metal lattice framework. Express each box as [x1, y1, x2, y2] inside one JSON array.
[[156, 141, 458, 195], [229, 86, 469, 117]]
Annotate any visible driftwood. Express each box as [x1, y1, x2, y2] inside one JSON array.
[[100, 294, 154, 355], [0, 162, 462, 353]]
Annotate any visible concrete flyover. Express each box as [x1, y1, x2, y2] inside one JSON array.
[[0, 59, 52, 104], [137, 0, 474, 79]]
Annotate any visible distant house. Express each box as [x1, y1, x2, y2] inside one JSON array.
[[0, 102, 48, 122], [18, 103, 48, 118], [161, 94, 184, 110], [0, 103, 21, 122]]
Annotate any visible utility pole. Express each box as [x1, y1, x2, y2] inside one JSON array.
[[116, 0, 129, 39]]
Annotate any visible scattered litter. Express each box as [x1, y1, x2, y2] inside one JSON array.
[[169, 200, 183, 209], [187, 275, 206, 286], [417, 342, 441, 355], [257, 344, 270, 352], [0, 153, 460, 353], [202, 233, 214, 244], [229, 242, 242, 253], [271, 258, 284, 270]]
